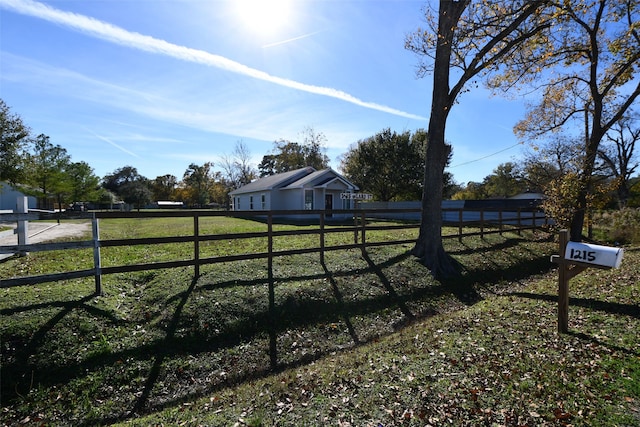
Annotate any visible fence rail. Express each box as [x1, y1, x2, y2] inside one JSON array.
[[0, 207, 548, 292]]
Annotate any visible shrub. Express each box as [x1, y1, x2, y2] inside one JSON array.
[[594, 208, 640, 244]]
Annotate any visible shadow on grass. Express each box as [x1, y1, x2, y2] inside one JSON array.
[[510, 292, 639, 356], [2, 236, 558, 425], [510, 292, 640, 319]]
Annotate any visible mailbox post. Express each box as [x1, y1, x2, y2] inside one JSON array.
[[551, 230, 624, 333]]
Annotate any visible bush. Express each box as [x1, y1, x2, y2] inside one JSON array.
[[593, 208, 640, 244]]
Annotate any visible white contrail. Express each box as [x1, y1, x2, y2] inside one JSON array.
[[85, 128, 141, 158], [1, 0, 427, 121], [262, 30, 324, 48]]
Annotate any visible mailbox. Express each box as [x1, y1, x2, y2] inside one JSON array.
[[564, 241, 624, 268]]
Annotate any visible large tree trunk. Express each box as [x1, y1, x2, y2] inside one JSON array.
[[412, 0, 466, 278]]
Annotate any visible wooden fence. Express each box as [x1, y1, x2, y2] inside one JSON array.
[[0, 207, 548, 293]]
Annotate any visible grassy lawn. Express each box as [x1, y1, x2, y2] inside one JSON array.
[[1, 216, 638, 426]]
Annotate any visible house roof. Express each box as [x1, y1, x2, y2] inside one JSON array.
[[282, 168, 356, 190], [228, 167, 315, 195], [229, 167, 358, 195]]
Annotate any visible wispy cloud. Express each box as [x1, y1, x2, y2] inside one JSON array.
[[0, 0, 426, 121]]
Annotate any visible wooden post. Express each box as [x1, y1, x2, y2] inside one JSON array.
[[267, 212, 277, 369], [16, 196, 29, 256], [517, 208, 522, 235], [499, 210, 503, 236], [458, 209, 463, 243], [193, 213, 200, 278], [360, 212, 366, 253], [557, 230, 569, 333], [92, 214, 102, 296], [353, 212, 358, 244], [319, 211, 325, 265], [480, 209, 484, 239], [552, 229, 590, 334]]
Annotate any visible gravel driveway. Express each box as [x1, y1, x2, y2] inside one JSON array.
[[0, 221, 91, 260]]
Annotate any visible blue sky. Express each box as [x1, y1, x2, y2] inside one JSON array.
[[1, 0, 529, 186]]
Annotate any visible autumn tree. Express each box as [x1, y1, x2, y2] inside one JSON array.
[[405, 0, 552, 277], [0, 99, 30, 185], [519, 135, 584, 192], [598, 113, 639, 208], [499, 0, 640, 240]]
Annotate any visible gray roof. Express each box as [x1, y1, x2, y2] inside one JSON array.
[[282, 168, 355, 189], [229, 167, 358, 195], [229, 167, 315, 195]]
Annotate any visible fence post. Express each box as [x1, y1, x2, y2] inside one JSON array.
[[319, 211, 325, 265], [458, 209, 463, 243], [92, 214, 102, 296], [499, 210, 503, 236], [194, 212, 200, 278], [480, 209, 485, 239], [16, 196, 29, 256], [353, 213, 358, 244], [360, 212, 366, 253], [557, 230, 569, 333], [267, 212, 277, 369], [517, 208, 522, 236]]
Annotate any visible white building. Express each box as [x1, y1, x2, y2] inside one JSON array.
[[229, 167, 359, 215], [0, 182, 37, 212]]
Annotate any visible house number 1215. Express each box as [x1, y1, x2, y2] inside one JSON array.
[[568, 248, 596, 262]]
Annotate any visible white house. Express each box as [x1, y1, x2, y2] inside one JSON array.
[[229, 167, 359, 215], [0, 182, 37, 212]]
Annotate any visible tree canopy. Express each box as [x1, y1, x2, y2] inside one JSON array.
[[0, 99, 31, 185], [258, 128, 330, 177], [495, 0, 640, 239], [340, 128, 427, 201]]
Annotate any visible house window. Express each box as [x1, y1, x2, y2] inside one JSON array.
[[250, 196, 254, 210], [236, 197, 240, 210], [304, 190, 313, 210], [261, 194, 266, 210]]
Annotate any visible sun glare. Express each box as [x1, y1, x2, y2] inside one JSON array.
[[234, 0, 292, 37]]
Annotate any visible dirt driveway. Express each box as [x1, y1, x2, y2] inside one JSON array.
[[0, 221, 91, 260]]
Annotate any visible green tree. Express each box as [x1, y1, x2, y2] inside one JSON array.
[[151, 174, 179, 201], [405, 0, 551, 277], [258, 128, 330, 176], [66, 161, 102, 203], [25, 134, 72, 210], [340, 128, 429, 201], [451, 181, 487, 200], [102, 166, 151, 210], [482, 162, 526, 198], [182, 162, 218, 207], [0, 99, 31, 185]]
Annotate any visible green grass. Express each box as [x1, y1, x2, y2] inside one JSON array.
[[1, 217, 638, 426]]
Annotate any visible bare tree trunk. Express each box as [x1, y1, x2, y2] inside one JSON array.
[[412, 0, 467, 278]]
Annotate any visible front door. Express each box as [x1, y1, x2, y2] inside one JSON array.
[[325, 194, 333, 217]]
